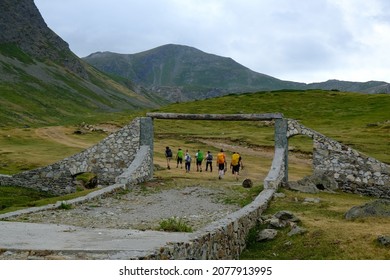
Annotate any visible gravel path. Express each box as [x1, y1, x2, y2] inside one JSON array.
[[7, 185, 241, 231]]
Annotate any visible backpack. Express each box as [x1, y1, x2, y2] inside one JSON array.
[[231, 153, 240, 166], [197, 151, 204, 161], [177, 150, 183, 159], [185, 154, 191, 163], [206, 153, 213, 161], [166, 149, 172, 157], [217, 152, 225, 164]]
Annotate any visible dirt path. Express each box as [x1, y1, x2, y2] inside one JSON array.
[[35, 126, 92, 148]]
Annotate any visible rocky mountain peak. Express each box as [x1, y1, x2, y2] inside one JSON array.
[[0, 0, 88, 78]]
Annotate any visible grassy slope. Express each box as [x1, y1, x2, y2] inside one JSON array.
[[151, 90, 390, 163], [0, 44, 160, 128], [240, 189, 390, 260], [1, 89, 388, 174]]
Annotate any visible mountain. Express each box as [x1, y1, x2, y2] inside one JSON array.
[[307, 79, 390, 94], [83, 44, 307, 102], [0, 0, 164, 127], [83, 44, 390, 102]]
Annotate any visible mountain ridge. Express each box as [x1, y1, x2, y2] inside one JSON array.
[[84, 44, 390, 102], [83, 44, 307, 102]]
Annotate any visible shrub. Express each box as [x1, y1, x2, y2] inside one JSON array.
[[159, 216, 193, 232], [59, 201, 72, 210]]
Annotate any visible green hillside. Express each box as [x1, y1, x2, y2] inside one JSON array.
[[83, 44, 306, 102], [0, 45, 162, 127], [150, 90, 390, 164]]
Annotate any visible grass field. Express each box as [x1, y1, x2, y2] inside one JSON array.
[[240, 189, 390, 260], [0, 89, 389, 259]]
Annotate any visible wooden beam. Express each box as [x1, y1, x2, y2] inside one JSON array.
[[146, 113, 283, 121]]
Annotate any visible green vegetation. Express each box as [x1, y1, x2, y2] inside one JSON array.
[[240, 189, 390, 259], [0, 186, 96, 214], [158, 216, 193, 232], [0, 43, 34, 64], [220, 184, 264, 207], [59, 202, 72, 210], [0, 186, 53, 212], [75, 172, 97, 189]]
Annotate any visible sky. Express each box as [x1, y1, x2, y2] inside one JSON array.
[[34, 0, 390, 84]]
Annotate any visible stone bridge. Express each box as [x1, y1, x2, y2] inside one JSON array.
[[0, 113, 389, 259], [2, 113, 388, 197]]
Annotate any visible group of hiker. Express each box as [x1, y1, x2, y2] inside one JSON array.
[[165, 146, 243, 180]]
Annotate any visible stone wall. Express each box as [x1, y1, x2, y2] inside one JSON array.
[[116, 145, 153, 186], [287, 119, 390, 198], [263, 148, 287, 189], [0, 117, 154, 195]]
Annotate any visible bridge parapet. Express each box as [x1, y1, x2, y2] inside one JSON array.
[[287, 119, 390, 198], [0, 118, 153, 195]]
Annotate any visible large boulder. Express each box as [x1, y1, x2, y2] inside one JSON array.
[[287, 170, 338, 193], [345, 199, 390, 220]]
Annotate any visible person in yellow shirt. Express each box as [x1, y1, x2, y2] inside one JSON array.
[[230, 151, 242, 181], [216, 149, 226, 179]]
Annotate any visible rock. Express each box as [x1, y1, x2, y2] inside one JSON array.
[[287, 181, 319, 194], [377, 235, 390, 246], [256, 229, 278, 241], [273, 192, 286, 198], [268, 217, 285, 228], [288, 225, 307, 236], [303, 197, 321, 204], [2, 251, 14, 257], [274, 210, 300, 222], [265, 211, 300, 228], [242, 178, 253, 188], [287, 170, 339, 194], [345, 199, 390, 220]]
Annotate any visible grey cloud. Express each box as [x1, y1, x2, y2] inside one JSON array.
[[34, 0, 390, 83]]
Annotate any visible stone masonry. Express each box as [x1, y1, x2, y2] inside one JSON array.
[[287, 119, 390, 198], [0, 117, 154, 195]]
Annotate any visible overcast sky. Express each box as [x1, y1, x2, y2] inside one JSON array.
[[34, 0, 390, 84]]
